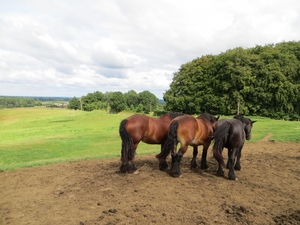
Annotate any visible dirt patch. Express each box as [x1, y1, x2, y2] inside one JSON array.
[[260, 133, 274, 142], [0, 142, 300, 225]]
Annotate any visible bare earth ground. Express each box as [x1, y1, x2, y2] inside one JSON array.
[[1, 140, 300, 225]]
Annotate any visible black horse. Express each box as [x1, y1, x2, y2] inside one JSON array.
[[212, 115, 256, 180]]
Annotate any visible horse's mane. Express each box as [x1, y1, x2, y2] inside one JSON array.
[[233, 114, 249, 124], [163, 112, 184, 119], [198, 112, 216, 123]]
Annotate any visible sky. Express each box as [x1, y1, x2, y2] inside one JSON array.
[[0, 0, 299, 99]]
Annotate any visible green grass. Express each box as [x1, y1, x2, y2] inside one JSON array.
[[0, 108, 299, 171], [249, 116, 300, 142], [218, 115, 300, 142]]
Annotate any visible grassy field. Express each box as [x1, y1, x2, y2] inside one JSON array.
[[0, 108, 299, 171]]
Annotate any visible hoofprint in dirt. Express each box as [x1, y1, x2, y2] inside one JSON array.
[[0, 142, 299, 225]]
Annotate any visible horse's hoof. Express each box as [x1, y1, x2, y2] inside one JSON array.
[[159, 162, 168, 171], [234, 166, 242, 171], [200, 164, 209, 170], [228, 176, 236, 180], [190, 164, 197, 169], [216, 170, 224, 177], [127, 164, 137, 173], [120, 164, 128, 173], [170, 172, 181, 178]]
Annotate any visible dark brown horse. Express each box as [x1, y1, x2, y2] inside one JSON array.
[[156, 113, 219, 177], [212, 115, 256, 180], [119, 112, 183, 173]]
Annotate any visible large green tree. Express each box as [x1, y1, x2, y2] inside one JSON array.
[[164, 41, 300, 120], [108, 91, 126, 113], [138, 91, 159, 114], [124, 90, 139, 109], [68, 97, 81, 110]]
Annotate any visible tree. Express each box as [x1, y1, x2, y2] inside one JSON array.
[[124, 90, 139, 109], [163, 41, 300, 120], [138, 91, 159, 114], [108, 92, 126, 113], [68, 97, 81, 110]]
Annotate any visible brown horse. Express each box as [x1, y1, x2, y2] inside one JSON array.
[[156, 113, 219, 177], [119, 112, 183, 173]]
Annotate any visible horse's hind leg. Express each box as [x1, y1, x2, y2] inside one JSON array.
[[234, 148, 242, 170], [123, 143, 138, 173], [216, 163, 224, 176], [226, 148, 231, 169], [128, 143, 138, 172], [170, 146, 187, 177], [190, 146, 198, 168], [228, 148, 237, 180]]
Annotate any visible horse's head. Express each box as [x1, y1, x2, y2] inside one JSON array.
[[212, 115, 220, 131], [244, 119, 256, 140], [234, 115, 256, 140]]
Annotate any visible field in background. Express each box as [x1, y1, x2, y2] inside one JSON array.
[[0, 107, 299, 171]]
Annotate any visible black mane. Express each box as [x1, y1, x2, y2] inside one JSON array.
[[198, 112, 217, 123], [234, 114, 250, 124], [164, 112, 185, 119]]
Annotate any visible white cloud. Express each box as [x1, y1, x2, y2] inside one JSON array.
[[0, 0, 299, 99]]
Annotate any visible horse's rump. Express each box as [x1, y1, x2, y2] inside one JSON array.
[[212, 121, 231, 166], [156, 120, 179, 159]]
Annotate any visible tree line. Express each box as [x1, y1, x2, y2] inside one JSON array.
[[0, 96, 70, 108], [164, 41, 300, 120], [0, 97, 40, 108], [68, 90, 160, 114]]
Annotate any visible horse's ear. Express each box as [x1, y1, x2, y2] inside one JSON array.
[[216, 115, 220, 120], [251, 120, 256, 124]]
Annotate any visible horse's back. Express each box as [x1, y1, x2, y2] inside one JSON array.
[[126, 114, 172, 144], [175, 114, 214, 145], [216, 118, 245, 148], [174, 114, 198, 130], [230, 119, 246, 145], [173, 115, 197, 138]]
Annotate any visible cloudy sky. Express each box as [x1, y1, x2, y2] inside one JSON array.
[[0, 0, 299, 99]]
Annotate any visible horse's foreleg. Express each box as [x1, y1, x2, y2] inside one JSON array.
[[200, 143, 210, 169], [158, 143, 168, 170], [190, 146, 198, 169], [228, 148, 237, 180]]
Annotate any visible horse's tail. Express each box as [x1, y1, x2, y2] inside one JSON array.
[[156, 120, 179, 159], [119, 119, 134, 162], [212, 122, 231, 166]]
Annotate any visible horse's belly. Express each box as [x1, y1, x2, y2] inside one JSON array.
[[191, 138, 204, 146], [141, 136, 161, 144]]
